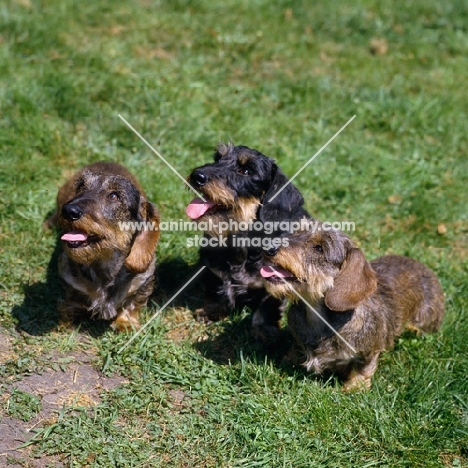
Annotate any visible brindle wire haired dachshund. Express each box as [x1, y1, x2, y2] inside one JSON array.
[[48, 161, 160, 332], [186, 142, 312, 341], [261, 224, 444, 391]]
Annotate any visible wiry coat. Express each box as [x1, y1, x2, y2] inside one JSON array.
[[187, 143, 311, 340], [262, 225, 444, 390], [52, 162, 160, 331]]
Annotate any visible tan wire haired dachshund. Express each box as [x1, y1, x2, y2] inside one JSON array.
[[48, 161, 160, 332], [261, 223, 444, 391]]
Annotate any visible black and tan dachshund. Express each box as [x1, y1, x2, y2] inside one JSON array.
[[187, 142, 312, 341]]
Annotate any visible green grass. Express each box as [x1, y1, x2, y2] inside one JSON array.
[[1, 0, 467, 466]]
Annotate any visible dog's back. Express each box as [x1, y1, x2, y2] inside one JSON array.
[[371, 255, 444, 333]]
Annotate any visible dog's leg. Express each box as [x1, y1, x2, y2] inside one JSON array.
[[342, 353, 380, 392], [111, 308, 141, 332], [251, 295, 285, 342], [194, 270, 231, 323], [111, 275, 155, 332], [195, 301, 231, 324], [58, 289, 90, 327], [405, 323, 424, 335]]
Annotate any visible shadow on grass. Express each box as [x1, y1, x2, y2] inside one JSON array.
[[11, 237, 62, 336], [152, 259, 308, 374], [11, 232, 205, 337], [193, 313, 289, 363], [192, 312, 339, 387], [152, 258, 302, 372], [151, 257, 206, 310], [11, 235, 109, 338]]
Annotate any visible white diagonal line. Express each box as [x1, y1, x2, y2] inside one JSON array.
[[267, 115, 356, 203], [272, 268, 357, 354], [118, 114, 207, 202], [118, 266, 206, 353]]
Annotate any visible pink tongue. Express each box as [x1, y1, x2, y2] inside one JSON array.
[[186, 197, 216, 220], [61, 231, 88, 242], [260, 266, 294, 278]]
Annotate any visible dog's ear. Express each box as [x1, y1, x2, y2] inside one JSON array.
[[125, 198, 160, 274], [325, 248, 377, 312], [258, 164, 305, 223]]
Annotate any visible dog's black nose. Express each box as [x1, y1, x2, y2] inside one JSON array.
[[61, 203, 83, 221], [191, 170, 208, 187], [265, 245, 279, 256]]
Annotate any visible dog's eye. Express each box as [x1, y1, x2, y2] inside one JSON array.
[[76, 181, 85, 193], [107, 192, 120, 201], [313, 245, 323, 253], [238, 167, 250, 176]]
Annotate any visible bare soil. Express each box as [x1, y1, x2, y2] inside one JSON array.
[[0, 327, 126, 467]]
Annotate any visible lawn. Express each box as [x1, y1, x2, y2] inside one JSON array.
[[0, 0, 467, 466]]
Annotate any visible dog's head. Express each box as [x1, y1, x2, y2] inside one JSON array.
[[58, 168, 160, 273], [186, 142, 305, 234], [260, 225, 377, 311]]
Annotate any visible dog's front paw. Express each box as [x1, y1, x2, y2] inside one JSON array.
[[251, 310, 281, 343], [342, 374, 372, 392], [111, 310, 141, 333], [194, 308, 212, 324], [194, 305, 230, 324], [251, 322, 281, 343]]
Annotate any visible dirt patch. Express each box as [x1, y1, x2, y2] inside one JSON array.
[[0, 331, 127, 467]]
